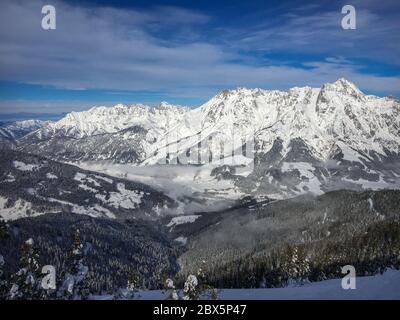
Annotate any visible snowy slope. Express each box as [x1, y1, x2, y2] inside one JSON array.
[[0, 119, 50, 147], [91, 269, 400, 300], [217, 269, 400, 300]]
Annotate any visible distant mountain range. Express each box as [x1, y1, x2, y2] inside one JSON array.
[[14, 78, 400, 199], [0, 120, 50, 148], [0, 112, 67, 122]]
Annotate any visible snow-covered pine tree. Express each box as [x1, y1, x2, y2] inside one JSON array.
[[163, 277, 179, 300], [281, 245, 299, 285], [196, 260, 218, 299], [183, 274, 199, 300], [59, 229, 89, 300], [296, 245, 310, 284], [9, 238, 41, 299]]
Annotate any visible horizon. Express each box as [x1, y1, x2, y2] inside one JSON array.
[[1, 77, 398, 122]]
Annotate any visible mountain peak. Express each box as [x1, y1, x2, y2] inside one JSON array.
[[319, 78, 364, 99], [332, 78, 361, 91]]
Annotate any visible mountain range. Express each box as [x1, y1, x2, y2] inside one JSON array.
[[0, 120, 50, 148], [14, 78, 400, 200]]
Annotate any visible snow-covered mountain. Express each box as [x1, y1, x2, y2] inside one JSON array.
[[0, 119, 50, 147], [17, 79, 400, 198], [18, 102, 189, 163], [141, 78, 399, 164], [39, 102, 188, 138]]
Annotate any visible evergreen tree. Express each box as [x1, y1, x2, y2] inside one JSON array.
[[127, 269, 140, 291], [196, 261, 218, 299], [9, 238, 41, 299], [183, 274, 199, 300], [114, 269, 141, 300], [59, 229, 89, 300], [163, 277, 179, 300]]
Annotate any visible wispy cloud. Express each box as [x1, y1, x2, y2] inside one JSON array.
[[0, 0, 399, 113]]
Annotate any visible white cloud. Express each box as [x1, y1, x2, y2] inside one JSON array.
[[0, 0, 399, 108]]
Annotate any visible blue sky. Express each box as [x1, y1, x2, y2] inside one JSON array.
[[0, 0, 399, 117]]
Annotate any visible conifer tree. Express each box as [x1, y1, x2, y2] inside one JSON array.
[[60, 229, 89, 300], [183, 274, 199, 300], [196, 261, 218, 299], [163, 277, 179, 300], [9, 238, 41, 299]]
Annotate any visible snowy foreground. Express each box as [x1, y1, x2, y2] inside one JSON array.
[[92, 269, 400, 300]]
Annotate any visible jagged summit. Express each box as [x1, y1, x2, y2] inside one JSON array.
[[214, 78, 360, 97]]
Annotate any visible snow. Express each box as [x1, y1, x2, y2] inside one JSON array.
[[24, 79, 400, 173], [13, 161, 41, 172], [86, 177, 101, 187], [0, 120, 50, 141], [281, 162, 323, 195], [74, 172, 101, 192], [46, 173, 58, 179], [336, 141, 370, 164], [71, 203, 114, 218], [41, 102, 189, 139], [95, 269, 400, 300], [94, 175, 113, 184], [3, 173, 15, 182], [78, 184, 98, 193], [3, 119, 49, 131], [78, 162, 242, 215], [343, 176, 393, 189], [0, 196, 43, 221], [174, 236, 188, 245], [73, 172, 87, 183], [45, 197, 115, 219], [22, 78, 400, 201], [211, 155, 254, 168], [218, 269, 400, 300], [368, 198, 374, 211], [95, 183, 143, 210], [167, 215, 200, 228]]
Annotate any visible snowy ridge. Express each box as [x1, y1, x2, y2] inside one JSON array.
[[0, 119, 50, 146], [33, 102, 189, 139]]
